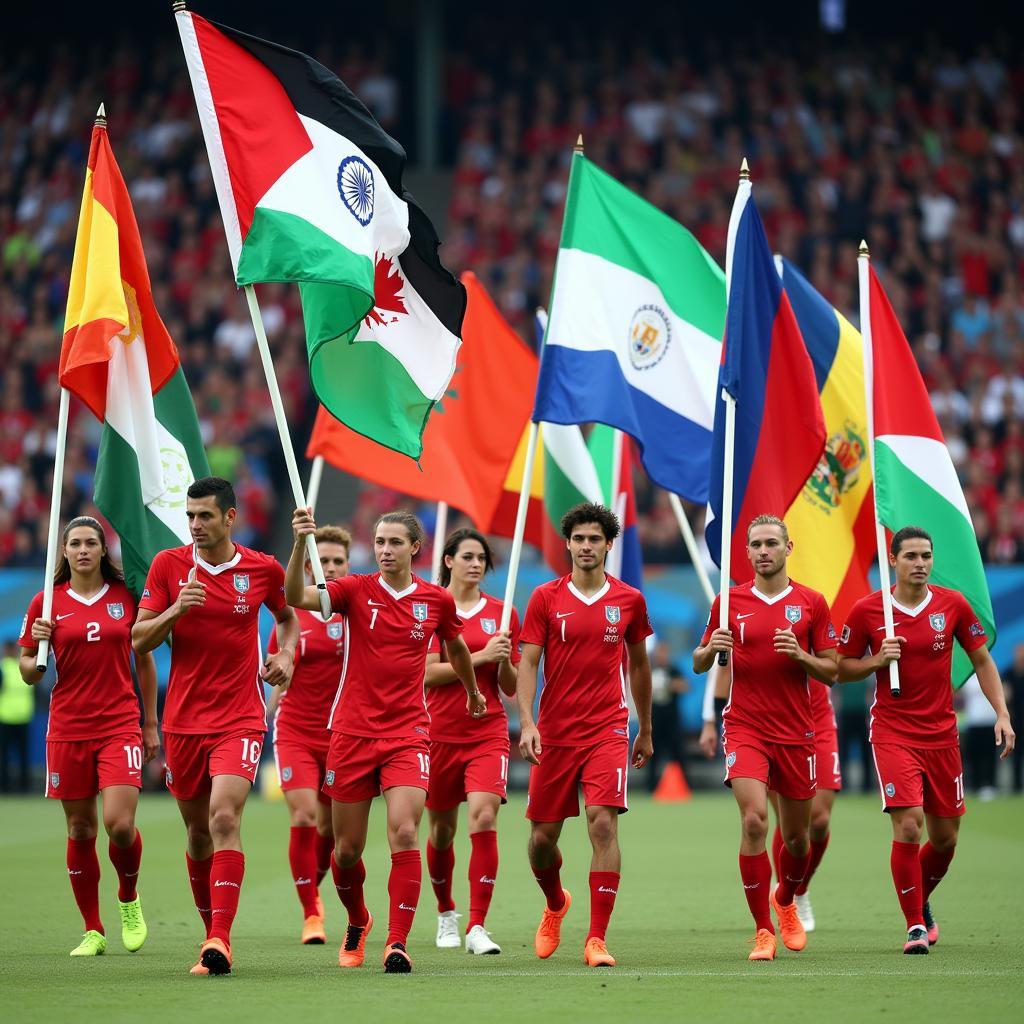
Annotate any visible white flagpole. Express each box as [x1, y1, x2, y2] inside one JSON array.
[[857, 242, 901, 696], [606, 428, 625, 579], [243, 285, 332, 618], [36, 387, 71, 672], [668, 493, 715, 606], [306, 454, 325, 514], [499, 421, 540, 632], [431, 500, 449, 583]]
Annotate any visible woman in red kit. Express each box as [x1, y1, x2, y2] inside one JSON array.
[[19, 517, 158, 958], [424, 528, 520, 956]]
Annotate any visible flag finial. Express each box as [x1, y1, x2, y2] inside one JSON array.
[[95, 103, 107, 128], [574, 134, 584, 154], [172, 1, 187, 12], [859, 239, 870, 258], [740, 157, 750, 180]]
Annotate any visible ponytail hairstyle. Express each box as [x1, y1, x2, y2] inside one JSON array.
[[54, 516, 125, 585], [439, 527, 494, 587], [374, 509, 425, 548]]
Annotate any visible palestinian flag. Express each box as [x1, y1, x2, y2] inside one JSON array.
[[60, 116, 209, 596], [176, 9, 464, 459]]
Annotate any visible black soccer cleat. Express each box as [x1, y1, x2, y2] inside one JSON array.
[[903, 926, 929, 954], [383, 941, 412, 974]]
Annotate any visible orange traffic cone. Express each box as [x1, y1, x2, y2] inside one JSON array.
[[654, 761, 691, 802]]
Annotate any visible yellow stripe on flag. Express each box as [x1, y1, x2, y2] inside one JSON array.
[[502, 424, 545, 500]]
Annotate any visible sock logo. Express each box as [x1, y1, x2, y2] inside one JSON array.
[[398, 903, 416, 911], [296, 877, 312, 886], [429, 876, 446, 885], [900, 886, 916, 894], [742, 883, 759, 890], [597, 886, 618, 894], [479, 875, 497, 885], [214, 880, 240, 888], [68, 869, 83, 876]]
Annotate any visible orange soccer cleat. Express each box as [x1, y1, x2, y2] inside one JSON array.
[[199, 937, 232, 975], [383, 941, 412, 974], [337, 913, 373, 968], [748, 928, 777, 961], [302, 914, 326, 945], [534, 889, 572, 959], [583, 937, 616, 967], [770, 885, 807, 952]]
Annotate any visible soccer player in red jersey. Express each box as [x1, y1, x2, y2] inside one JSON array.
[[837, 526, 1015, 955], [518, 502, 653, 969], [19, 517, 158, 958], [266, 525, 351, 946], [693, 515, 838, 962], [286, 507, 484, 974], [133, 477, 299, 976], [424, 528, 520, 956]]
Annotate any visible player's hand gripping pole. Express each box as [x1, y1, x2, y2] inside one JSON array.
[[244, 285, 332, 619]]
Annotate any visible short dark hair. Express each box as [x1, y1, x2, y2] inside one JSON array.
[[560, 502, 620, 542], [439, 528, 495, 587], [375, 509, 425, 546], [187, 476, 236, 515], [891, 525, 933, 556]]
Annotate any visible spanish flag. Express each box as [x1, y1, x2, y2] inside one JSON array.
[[60, 110, 209, 595]]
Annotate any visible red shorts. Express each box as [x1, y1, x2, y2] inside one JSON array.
[[274, 737, 331, 805], [45, 732, 143, 800], [871, 742, 966, 818], [163, 730, 264, 801], [323, 732, 430, 803], [526, 738, 629, 822], [426, 736, 510, 810], [723, 730, 817, 801], [815, 729, 842, 792]]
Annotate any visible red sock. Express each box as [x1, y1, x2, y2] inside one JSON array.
[[387, 849, 421, 946], [186, 853, 213, 936], [288, 826, 320, 917], [738, 852, 774, 933], [426, 840, 456, 913], [108, 830, 142, 903], [67, 837, 103, 934], [919, 841, 955, 902], [776, 844, 812, 905], [331, 855, 369, 927], [468, 830, 498, 930], [315, 831, 333, 887], [770, 825, 784, 883], [891, 840, 924, 929], [533, 851, 565, 912], [208, 850, 245, 944], [796, 833, 830, 896], [587, 871, 620, 942]]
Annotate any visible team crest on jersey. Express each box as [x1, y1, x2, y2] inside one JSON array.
[[50, 772, 60, 788], [827, 622, 837, 640], [165, 767, 173, 786], [106, 602, 125, 620], [412, 602, 429, 622], [327, 621, 344, 640], [840, 624, 851, 644], [884, 782, 896, 798], [785, 605, 802, 624], [281, 767, 293, 782], [142, 588, 151, 599], [726, 752, 737, 769], [481, 618, 497, 635], [605, 606, 621, 624], [929, 612, 946, 631], [233, 573, 251, 594], [325, 770, 336, 786]]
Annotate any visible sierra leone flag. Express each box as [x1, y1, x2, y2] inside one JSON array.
[[176, 10, 465, 459]]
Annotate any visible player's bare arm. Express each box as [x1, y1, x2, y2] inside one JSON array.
[[424, 633, 513, 689], [18, 617, 53, 684], [627, 639, 653, 768], [285, 507, 323, 610], [496, 632, 518, 697], [693, 627, 733, 674], [136, 648, 160, 763], [262, 604, 299, 687], [131, 577, 207, 654], [443, 633, 487, 717], [699, 663, 731, 758], [773, 629, 839, 685], [517, 642, 543, 764], [967, 645, 1017, 758], [837, 635, 905, 682]]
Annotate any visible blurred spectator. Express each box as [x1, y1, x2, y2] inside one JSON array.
[[1000, 642, 1024, 794], [0, 639, 34, 793], [959, 674, 998, 799], [647, 640, 689, 791]]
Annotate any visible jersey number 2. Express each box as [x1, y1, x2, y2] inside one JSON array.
[[86, 622, 101, 642]]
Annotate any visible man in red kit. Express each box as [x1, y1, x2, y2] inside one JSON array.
[[133, 477, 299, 976], [518, 502, 653, 970], [266, 525, 352, 945], [286, 507, 483, 974], [694, 515, 837, 962], [837, 525, 1015, 955]]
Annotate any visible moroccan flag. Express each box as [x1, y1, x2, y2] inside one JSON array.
[[780, 259, 874, 627], [176, 9, 464, 459], [60, 118, 209, 596], [867, 265, 995, 684], [306, 272, 534, 530]]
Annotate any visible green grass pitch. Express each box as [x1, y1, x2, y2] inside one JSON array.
[[2, 791, 1022, 1023]]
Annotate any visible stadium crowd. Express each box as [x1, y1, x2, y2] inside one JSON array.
[[1, 24, 1023, 566]]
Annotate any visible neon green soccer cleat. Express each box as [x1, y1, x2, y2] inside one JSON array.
[[70, 930, 107, 957], [118, 896, 148, 952]]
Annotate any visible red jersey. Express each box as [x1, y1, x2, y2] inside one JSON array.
[[810, 681, 837, 734], [325, 573, 463, 740], [139, 543, 287, 735], [270, 606, 345, 744], [702, 580, 837, 746], [19, 581, 139, 741], [838, 586, 988, 748], [426, 593, 521, 743], [520, 574, 652, 748]]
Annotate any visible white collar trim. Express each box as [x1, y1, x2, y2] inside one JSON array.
[[66, 582, 110, 606], [568, 579, 611, 606], [377, 574, 418, 600], [455, 596, 487, 619], [751, 584, 793, 606], [194, 545, 241, 575], [890, 589, 933, 617]]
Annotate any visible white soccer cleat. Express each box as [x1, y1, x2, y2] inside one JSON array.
[[794, 892, 816, 932], [465, 924, 501, 955], [436, 910, 462, 948]]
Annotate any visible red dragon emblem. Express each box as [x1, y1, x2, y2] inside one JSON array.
[[365, 253, 408, 328]]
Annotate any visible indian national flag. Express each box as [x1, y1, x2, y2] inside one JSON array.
[[60, 117, 209, 596], [176, 10, 464, 459], [867, 264, 995, 684]]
